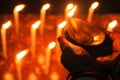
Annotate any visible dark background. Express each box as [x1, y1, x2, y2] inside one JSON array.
[[0, 0, 120, 15]]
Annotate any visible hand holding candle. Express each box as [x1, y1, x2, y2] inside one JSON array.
[[40, 3, 50, 34], [87, 1, 99, 22], [1, 21, 11, 59], [13, 4, 25, 34], [31, 21, 41, 58]]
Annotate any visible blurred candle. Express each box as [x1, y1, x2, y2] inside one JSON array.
[[31, 21, 41, 58], [57, 21, 67, 38], [28, 73, 37, 80], [107, 20, 118, 32], [65, 3, 74, 21], [15, 49, 29, 80], [4, 72, 14, 80], [87, 1, 99, 22], [50, 72, 59, 80], [45, 42, 56, 75], [13, 4, 25, 34], [1, 21, 11, 59], [40, 3, 50, 34]]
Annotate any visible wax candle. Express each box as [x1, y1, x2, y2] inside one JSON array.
[[87, 1, 99, 22], [15, 49, 29, 80], [107, 20, 118, 32], [13, 4, 25, 34], [44, 42, 56, 75], [40, 3, 50, 34], [31, 21, 41, 58], [1, 21, 11, 59]]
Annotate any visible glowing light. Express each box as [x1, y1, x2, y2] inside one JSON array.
[[2, 21, 11, 29], [66, 3, 74, 10], [32, 21, 41, 29], [16, 49, 29, 61], [91, 1, 99, 9], [48, 42, 56, 49], [50, 72, 59, 80], [4, 72, 14, 80], [14, 4, 25, 12], [58, 21, 67, 29], [28, 73, 37, 80], [42, 3, 50, 10], [93, 35, 99, 41], [107, 20, 118, 32], [67, 6, 77, 17], [37, 55, 45, 65]]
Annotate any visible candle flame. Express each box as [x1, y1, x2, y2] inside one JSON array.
[[67, 6, 77, 17], [16, 49, 29, 61], [66, 3, 74, 10], [2, 21, 11, 29], [48, 42, 56, 49], [32, 21, 41, 29], [42, 3, 50, 10], [107, 20, 118, 31], [91, 1, 99, 9], [58, 21, 67, 29], [15, 4, 25, 12]]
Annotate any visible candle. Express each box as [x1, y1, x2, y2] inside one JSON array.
[[15, 49, 29, 80], [107, 20, 118, 32], [13, 4, 25, 34], [87, 1, 99, 22], [31, 21, 41, 58], [3, 72, 14, 80], [57, 21, 67, 38], [44, 42, 56, 75], [65, 3, 74, 21], [40, 3, 50, 34], [1, 21, 11, 59]]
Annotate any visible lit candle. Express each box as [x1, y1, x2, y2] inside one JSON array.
[[87, 1, 99, 22], [3, 72, 14, 80], [40, 3, 50, 34], [107, 20, 118, 32], [15, 49, 29, 80], [1, 21, 11, 59], [13, 4, 25, 34], [57, 21, 67, 38], [31, 21, 41, 58], [44, 42, 56, 75], [65, 3, 74, 21]]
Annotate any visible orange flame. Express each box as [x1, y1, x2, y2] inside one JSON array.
[[2, 21, 11, 29], [67, 5, 77, 17], [107, 20, 118, 32], [91, 1, 99, 9], [14, 4, 25, 12], [16, 49, 29, 61], [42, 3, 50, 10], [58, 21, 67, 29], [32, 21, 41, 29], [48, 42, 56, 49]]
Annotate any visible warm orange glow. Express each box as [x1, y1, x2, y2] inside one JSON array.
[[50, 72, 59, 80], [91, 1, 99, 9], [32, 21, 41, 29], [28, 73, 37, 80], [58, 21, 67, 29], [2, 21, 11, 29], [48, 42, 56, 49], [107, 20, 118, 31], [4, 72, 14, 80], [37, 55, 45, 65], [16, 49, 29, 61], [93, 35, 99, 41], [14, 4, 25, 12], [67, 5, 77, 17], [66, 3, 74, 10], [42, 3, 50, 10]]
